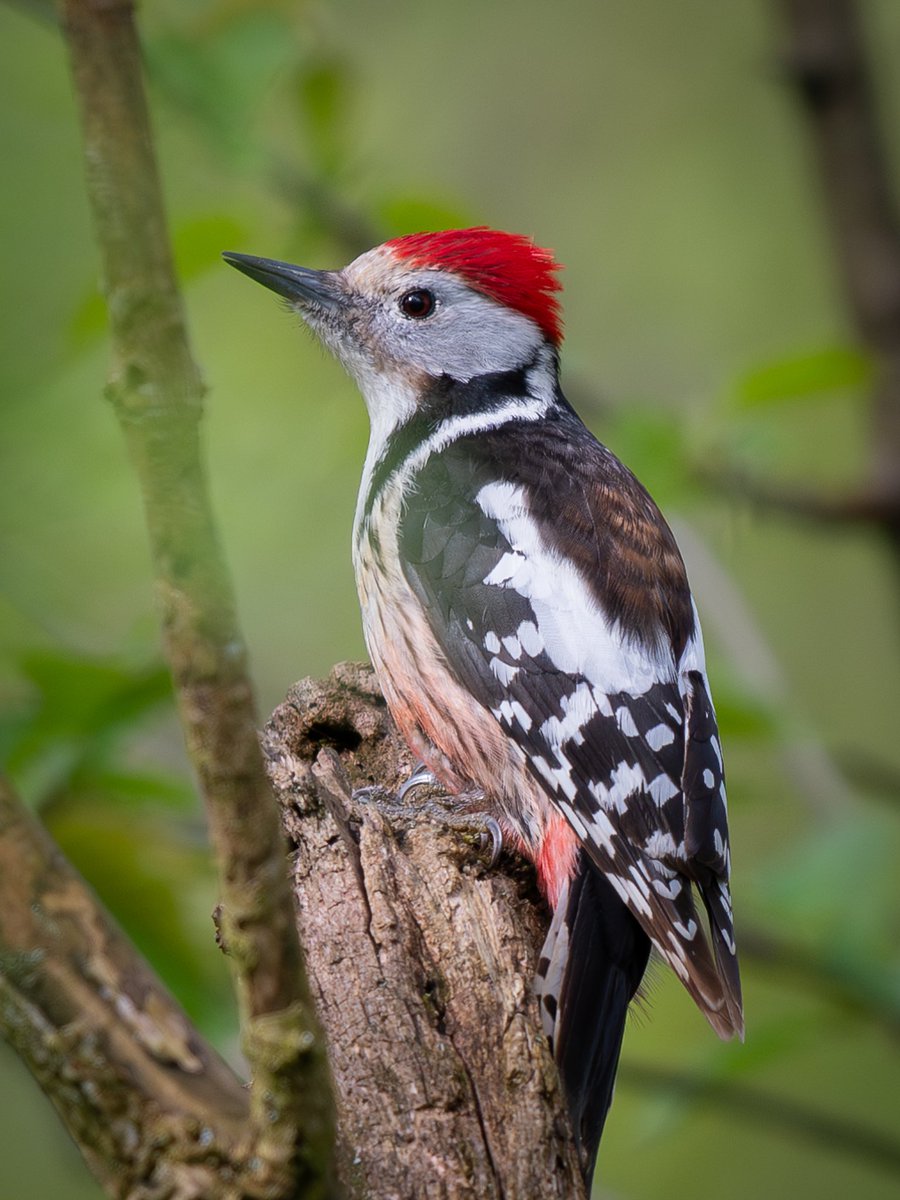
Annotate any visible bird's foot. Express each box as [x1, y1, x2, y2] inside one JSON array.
[[353, 763, 502, 865], [435, 807, 502, 866], [397, 760, 439, 801], [350, 784, 389, 803], [351, 761, 439, 806]]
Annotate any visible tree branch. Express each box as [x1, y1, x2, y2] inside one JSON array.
[[726, 0, 900, 548], [0, 775, 256, 1198], [262, 663, 587, 1199], [697, 463, 900, 528], [738, 924, 900, 1040], [618, 1061, 900, 1176], [782, 0, 900, 365], [782, 0, 900, 526], [56, 0, 334, 1192], [710, 2, 900, 546]]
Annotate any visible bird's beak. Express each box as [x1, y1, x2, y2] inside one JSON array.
[[222, 252, 342, 308]]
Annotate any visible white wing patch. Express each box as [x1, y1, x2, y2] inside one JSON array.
[[472, 478, 743, 1034], [477, 481, 675, 695]]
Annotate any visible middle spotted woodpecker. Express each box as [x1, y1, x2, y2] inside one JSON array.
[[224, 227, 743, 1176]]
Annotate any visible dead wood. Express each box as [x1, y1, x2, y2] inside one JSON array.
[[262, 662, 586, 1200]]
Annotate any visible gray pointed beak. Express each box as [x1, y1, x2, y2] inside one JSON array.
[[222, 252, 341, 308]]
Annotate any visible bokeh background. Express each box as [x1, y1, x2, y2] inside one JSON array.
[[2, 1, 899, 1197]]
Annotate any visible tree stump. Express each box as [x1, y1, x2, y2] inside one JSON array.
[[262, 662, 586, 1200]]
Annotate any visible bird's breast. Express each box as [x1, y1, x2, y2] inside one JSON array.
[[353, 497, 555, 853]]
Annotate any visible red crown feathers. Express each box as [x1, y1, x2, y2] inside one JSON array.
[[386, 227, 564, 346]]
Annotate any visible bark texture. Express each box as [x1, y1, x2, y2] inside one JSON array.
[[0, 777, 254, 1199], [262, 663, 586, 1200], [57, 0, 335, 1192]]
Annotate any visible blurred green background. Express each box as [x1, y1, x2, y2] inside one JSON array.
[[2, 1, 899, 1197]]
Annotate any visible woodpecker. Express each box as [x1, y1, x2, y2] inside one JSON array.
[[224, 227, 743, 1175]]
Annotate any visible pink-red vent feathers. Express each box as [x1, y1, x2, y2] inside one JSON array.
[[387, 227, 564, 345]]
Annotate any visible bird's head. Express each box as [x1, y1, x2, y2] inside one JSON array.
[[224, 227, 563, 431]]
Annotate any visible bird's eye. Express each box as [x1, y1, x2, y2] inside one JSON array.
[[398, 289, 436, 319]]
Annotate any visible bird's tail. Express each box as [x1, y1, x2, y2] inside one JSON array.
[[535, 850, 650, 1182]]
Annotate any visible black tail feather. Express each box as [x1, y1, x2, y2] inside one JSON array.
[[536, 851, 651, 1182]]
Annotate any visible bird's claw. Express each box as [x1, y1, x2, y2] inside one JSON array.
[[397, 761, 438, 801], [363, 764, 501, 866], [351, 784, 385, 803], [479, 816, 503, 867]]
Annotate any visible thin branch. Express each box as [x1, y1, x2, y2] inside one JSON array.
[[56, 0, 334, 1193], [0, 775, 254, 1198], [774, 0, 900, 547], [618, 1061, 900, 1176], [835, 746, 900, 805], [710, 2, 900, 546], [697, 463, 900, 528], [782, 0, 900, 363], [739, 924, 900, 1039], [269, 158, 382, 261]]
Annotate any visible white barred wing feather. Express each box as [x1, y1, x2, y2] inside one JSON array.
[[398, 435, 743, 1039]]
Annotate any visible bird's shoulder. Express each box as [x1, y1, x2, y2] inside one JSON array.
[[401, 400, 694, 660]]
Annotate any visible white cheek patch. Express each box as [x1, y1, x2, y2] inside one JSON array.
[[399, 287, 547, 382], [354, 392, 555, 548]]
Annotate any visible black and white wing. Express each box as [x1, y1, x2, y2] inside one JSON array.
[[398, 410, 743, 1039]]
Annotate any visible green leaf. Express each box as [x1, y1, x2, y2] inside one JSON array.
[[17, 648, 172, 738], [1, 645, 173, 806], [751, 811, 900, 974], [145, 12, 295, 162], [72, 767, 195, 812], [67, 213, 250, 351], [733, 346, 872, 409], [709, 682, 778, 740], [295, 57, 355, 178]]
